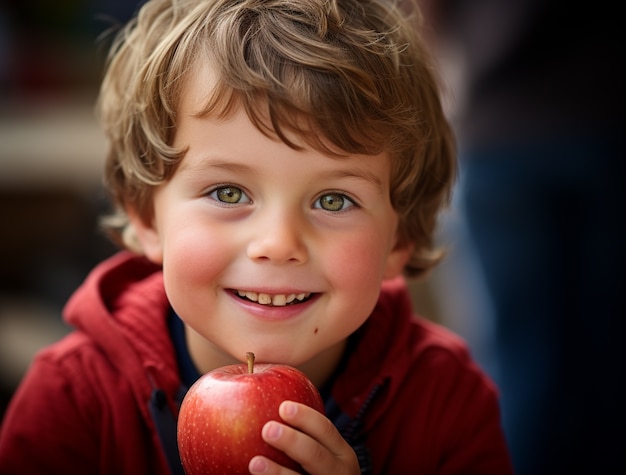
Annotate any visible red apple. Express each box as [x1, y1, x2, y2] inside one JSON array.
[[177, 352, 325, 475]]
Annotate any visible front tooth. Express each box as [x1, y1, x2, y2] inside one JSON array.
[[258, 293, 271, 305], [245, 291, 258, 302], [272, 294, 287, 306]]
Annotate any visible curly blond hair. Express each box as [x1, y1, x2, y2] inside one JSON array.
[[97, 0, 456, 278]]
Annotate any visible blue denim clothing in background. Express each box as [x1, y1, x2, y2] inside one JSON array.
[[440, 136, 625, 475], [429, 1, 625, 472]]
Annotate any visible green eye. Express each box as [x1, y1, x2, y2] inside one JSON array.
[[210, 186, 249, 204], [316, 193, 354, 211]]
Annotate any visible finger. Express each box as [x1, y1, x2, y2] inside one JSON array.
[[261, 401, 359, 474], [278, 401, 347, 456], [260, 420, 329, 474], [248, 455, 300, 475]]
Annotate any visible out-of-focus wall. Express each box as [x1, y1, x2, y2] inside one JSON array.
[[0, 0, 142, 419]]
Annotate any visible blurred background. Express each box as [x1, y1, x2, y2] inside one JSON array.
[[0, 0, 145, 419]]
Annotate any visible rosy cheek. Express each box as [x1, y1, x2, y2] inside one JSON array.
[[326, 234, 387, 288], [162, 229, 227, 297]]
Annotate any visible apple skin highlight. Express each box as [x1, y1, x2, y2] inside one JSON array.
[[177, 352, 325, 475]]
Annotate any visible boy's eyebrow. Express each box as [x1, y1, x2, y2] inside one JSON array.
[[324, 167, 385, 192], [179, 157, 385, 191], [178, 158, 252, 175]]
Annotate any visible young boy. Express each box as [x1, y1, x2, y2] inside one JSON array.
[[0, 0, 513, 473]]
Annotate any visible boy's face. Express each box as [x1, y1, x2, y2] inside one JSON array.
[[132, 69, 410, 370]]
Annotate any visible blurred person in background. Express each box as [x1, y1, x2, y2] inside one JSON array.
[[420, 1, 625, 474]]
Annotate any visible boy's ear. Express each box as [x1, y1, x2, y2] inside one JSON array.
[[383, 241, 412, 279], [128, 210, 163, 264]]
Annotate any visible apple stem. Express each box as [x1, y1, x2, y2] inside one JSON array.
[[246, 352, 255, 374]]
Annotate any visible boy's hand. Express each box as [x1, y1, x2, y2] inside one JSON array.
[[248, 400, 360, 475]]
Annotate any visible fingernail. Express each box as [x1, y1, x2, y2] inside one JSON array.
[[249, 456, 268, 473], [264, 421, 283, 441], [281, 400, 297, 417]]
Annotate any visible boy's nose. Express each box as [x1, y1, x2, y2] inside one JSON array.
[[246, 210, 308, 265]]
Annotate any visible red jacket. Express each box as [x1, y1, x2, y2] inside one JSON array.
[[0, 252, 513, 474]]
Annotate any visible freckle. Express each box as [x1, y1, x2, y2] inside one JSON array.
[[314, 327, 318, 334]]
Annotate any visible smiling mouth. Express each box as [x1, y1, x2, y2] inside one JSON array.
[[234, 290, 313, 307]]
